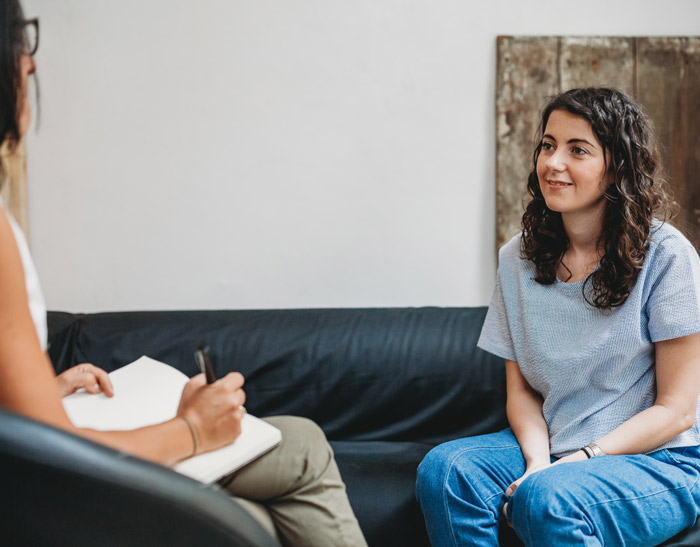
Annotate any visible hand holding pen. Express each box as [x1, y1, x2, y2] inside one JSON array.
[[174, 346, 247, 457], [195, 345, 247, 415], [194, 345, 247, 416]]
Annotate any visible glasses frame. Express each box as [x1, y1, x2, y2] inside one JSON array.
[[22, 18, 39, 57]]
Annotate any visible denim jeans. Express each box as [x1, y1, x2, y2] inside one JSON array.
[[416, 429, 700, 546]]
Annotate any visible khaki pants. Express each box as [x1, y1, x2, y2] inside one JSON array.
[[218, 416, 367, 547]]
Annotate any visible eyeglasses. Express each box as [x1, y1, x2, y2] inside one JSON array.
[[22, 18, 39, 57]]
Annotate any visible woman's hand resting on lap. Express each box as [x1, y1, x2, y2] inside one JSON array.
[[502, 462, 552, 522], [56, 363, 114, 398], [503, 450, 589, 521], [176, 372, 247, 454]]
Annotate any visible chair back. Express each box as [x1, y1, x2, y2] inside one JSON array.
[[0, 408, 279, 546]]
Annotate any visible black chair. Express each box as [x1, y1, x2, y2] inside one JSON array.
[[0, 408, 280, 546]]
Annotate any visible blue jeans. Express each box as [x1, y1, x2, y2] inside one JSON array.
[[416, 429, 700, 546]]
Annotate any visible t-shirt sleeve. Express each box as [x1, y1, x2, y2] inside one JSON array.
[[646, 236, 700, 342], [477, 273, 517, 361]]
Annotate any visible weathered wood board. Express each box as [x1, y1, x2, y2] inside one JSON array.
[[495, 37, 559, 249], [637, 38, 700, 244], [496, 36, 700, 253]]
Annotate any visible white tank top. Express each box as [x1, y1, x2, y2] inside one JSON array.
[[4, 208, 48, 350]]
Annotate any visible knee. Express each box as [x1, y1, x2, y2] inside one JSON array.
[[511, 471, 556, 518], [510, 470, 589, 540], [266, 416, 333, 477], [417, 445, 448, 492], [416, 442, 467, 507], [275, 415, 328, 445]]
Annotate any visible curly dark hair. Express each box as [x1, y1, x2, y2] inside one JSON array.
[[520, 87, 675, 309]]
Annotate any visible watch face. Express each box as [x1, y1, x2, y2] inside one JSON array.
[[589, 443, 604, 457]]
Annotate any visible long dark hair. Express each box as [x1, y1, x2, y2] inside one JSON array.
[[0, 0, 28, 149], [521, 87, 675, 309]]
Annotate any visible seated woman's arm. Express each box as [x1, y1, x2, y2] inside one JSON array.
[[0, 211, 244, 466], [506, 359, 550, 471], [502, 358, 553, 504], [503, 334, 700, 516], [593, 332, 700, 456]]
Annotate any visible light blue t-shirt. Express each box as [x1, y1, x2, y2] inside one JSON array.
[[477, 221, 700, 457]]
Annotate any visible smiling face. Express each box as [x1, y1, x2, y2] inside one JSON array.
[[536, 109, 610, 223]]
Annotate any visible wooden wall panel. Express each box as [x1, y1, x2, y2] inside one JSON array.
[[637, 37, 700, 245], [495, 36, 559, 248], [496, 36, 700, 252], [559, 37, 634, 93]]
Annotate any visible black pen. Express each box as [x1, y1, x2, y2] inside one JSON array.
[[194, 345, 217, 384]]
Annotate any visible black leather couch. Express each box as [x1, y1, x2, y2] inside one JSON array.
[[27, 307, 699, 546]]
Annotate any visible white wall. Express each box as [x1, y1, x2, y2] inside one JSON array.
[[22, 0, 700, 312]]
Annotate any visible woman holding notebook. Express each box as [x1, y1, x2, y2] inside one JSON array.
[[0, 2, 365, 545]]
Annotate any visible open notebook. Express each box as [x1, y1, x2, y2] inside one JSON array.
[[62, 356, 282, 483]]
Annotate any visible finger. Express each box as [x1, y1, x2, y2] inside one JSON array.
[[220, 371, 245, 389], [73, 364, 109, 393], [92, 367, 114, 397], [84, 374, 102, 394], [75, 364, 110, 396], [234, 388, 246, 408], [505, 481, 517, 497], [235, 405, 247, 420], [179, 374, 205, 404], [187, 373, 207, 388], [74, 364, 99, 392], [220, 388, 246, 414], [504, 499, 515, 528]]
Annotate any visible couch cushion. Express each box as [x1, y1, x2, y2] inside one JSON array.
[[331, 440, 433, 547]]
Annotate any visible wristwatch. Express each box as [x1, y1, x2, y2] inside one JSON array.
[[582, 442, 605, 458]]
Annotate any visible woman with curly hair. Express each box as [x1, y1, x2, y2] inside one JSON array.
[[416, 87, 700, 546]]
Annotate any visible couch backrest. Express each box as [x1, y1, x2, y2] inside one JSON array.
[[48, 307, 508, 445]]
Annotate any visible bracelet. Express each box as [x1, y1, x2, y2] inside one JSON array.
[[179, 415, 199, 457], [582, 442, 605, 458]]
